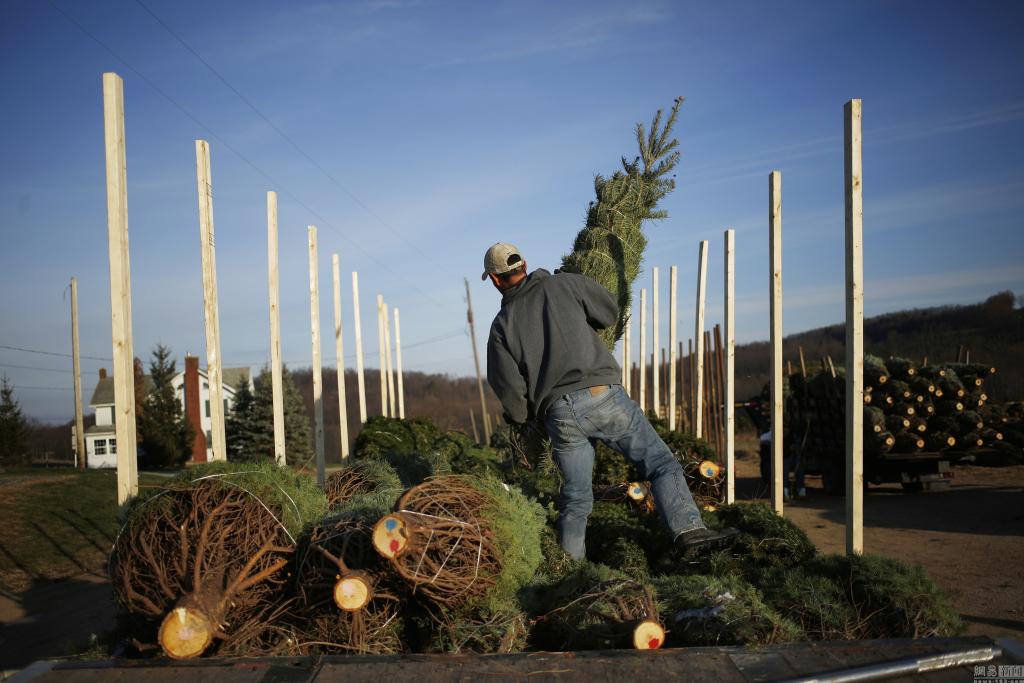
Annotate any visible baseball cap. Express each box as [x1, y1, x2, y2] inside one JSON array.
[[481, 243, 525, 280]]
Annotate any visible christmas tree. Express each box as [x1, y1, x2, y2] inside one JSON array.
[[561, 97, 683, 349], [0, 376, 28, 465], [137, 345, 193, 469]]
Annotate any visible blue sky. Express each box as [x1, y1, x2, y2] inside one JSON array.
[[1, 0, 1022, 422]]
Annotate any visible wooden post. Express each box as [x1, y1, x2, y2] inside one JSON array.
[[769, 170, 784, 515], [845, 98, 865, 555], [652, 267, 660, 417], [102, 73, 138, 504], [266, 192, 286, 465], [195, 140, 227, 461], [469, 409, 479, 443], [376, 294, 388, 416], [724, 229, 735, 503], [351, 272, 367, 423], [714, 325, 726, 458], [639, 288, 647, 412], [798, 346, 807, 379], [308, 227, 325, 486], [669, 265, 678, 431], [383, 302, 396, 419], [70, 277, 86, 469], [694, 241, 708, 438], [688, 338, 695, 428], [464, 278, 491, 444], [394, 308, 405, 419], [331, 254, 350, 459]]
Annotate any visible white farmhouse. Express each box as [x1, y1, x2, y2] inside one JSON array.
[[84, 354, 252, 468]]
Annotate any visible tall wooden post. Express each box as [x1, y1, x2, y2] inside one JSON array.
[[266, 192, 286, 465], [724, 229, 736, 504], [639, 288, 647, 413], [102, 73, 138, 504], [669, 266, 678, 430], [351, 272, 367, 423], [195, 140, 226, 461], [331, 254, 350, 459], [469, 409, 479, 443], [70, 277, 86, 469], [394, 307, 405, 419], [694, 241, 708, 438], [652, 267, 660, 417], [769, 170, 784, 515], [464, 278, 491, 443], [845, 99, 865, 555], [383, 302, 396, 418], [308, 226, 325, 486], [376, 294, 388, 416]]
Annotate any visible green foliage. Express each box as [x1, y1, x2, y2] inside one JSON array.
[[329, 458, 404, 517], [710, 503, 816, 570], [468, 475, 547, 612], [805, 554, 962, 639], [561, 98, 683, 349], [653, 573, 804, 646], [421, 602, 529, 654], [122, 461, 328, 538], [0, 376, 29, 466], [352, 416, 451, 486], [436, 430, 505, 478], [225, 367, 313, 467], [137, 345, 193, 469]]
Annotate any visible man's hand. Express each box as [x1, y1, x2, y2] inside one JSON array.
[[502, 412, 524, 428]]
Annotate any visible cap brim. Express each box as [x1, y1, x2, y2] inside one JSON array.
[[481, 272, 489, 281]]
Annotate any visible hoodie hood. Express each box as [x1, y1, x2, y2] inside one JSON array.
[[502, 268, 551, 305]]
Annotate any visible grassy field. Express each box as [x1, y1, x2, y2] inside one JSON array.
[[0, 468, 165, 592]]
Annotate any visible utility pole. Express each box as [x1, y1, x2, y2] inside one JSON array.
[[266, 191, 286, 465], [465, 278, 491, 444], [70, 277, 85, 469]]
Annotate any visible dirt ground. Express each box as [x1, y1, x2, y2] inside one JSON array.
[[732, 446, 1024, 639]]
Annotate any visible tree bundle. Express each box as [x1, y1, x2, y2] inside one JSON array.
[[372, 475, 545, 610], [109, 462, 328, 659]]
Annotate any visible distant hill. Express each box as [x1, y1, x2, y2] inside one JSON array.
[[28, 293, 1021, 464], [732, 291, 1022, 401]]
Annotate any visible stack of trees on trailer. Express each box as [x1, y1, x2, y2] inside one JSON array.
[[107, 414, 963, 659]]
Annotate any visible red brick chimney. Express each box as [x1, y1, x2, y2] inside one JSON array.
[[184, 355, 207, 463]]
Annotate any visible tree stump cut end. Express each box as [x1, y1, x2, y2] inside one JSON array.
[[373, 514, 409, 559], [158, 607, 213, 660], [633, 619, 665, 650], [334, 572, 374, 611]]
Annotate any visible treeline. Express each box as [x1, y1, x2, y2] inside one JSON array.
[[23, 292, 1021, 464]]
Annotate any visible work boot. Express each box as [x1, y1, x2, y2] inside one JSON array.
[[675, 526, 740, 558]]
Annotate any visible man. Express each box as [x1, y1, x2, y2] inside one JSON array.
[[483, 242, 738, 560]]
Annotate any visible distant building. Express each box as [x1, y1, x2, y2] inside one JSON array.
[[85, 354, 252, 468]]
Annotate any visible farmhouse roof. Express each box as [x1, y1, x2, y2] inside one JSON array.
[[85, 424, 116, 436], [221, 367, 251, 391], [89, 375, 154, 407]]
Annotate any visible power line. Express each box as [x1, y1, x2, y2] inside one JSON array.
[[47, 0, 446, 310], [132, 0, 434, 267], [11, 385, 75, 392], [0, 363, 75, 374], [0, 344, 111, 362]]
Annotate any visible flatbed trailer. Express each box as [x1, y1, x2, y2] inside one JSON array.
[[9, 636, 1023, 683]]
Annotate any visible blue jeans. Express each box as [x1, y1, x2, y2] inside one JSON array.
[[544, 384, 705, 559]]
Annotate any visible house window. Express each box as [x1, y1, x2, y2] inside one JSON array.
[[223, 398, 228, 413], [205, 400, 210, 418], [109, 438, 117, 454], [108, 407, 115, 423], [206, 430, 212, 444], [95, 439, 107, 455]]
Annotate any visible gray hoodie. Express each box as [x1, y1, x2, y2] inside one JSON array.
[[486, 269, 621, 422]]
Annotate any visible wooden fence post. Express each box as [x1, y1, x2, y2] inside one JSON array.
[[845, 98, 865, 555], [102, 73, 138, 504], [383, 302, 396, 418], [724, 228, 736, 504], [308, 227, 325, 486], [469, 409, 479, 443], [694, 241, 708, 439], [267, 191, 286, 465], [769, 170, 784, 515], [623, 312, 631, 396], [652, 267, 660, 417], [376, 294, 388, 416], [669, 265, 678, 430], [394, 307, 405, 419], [70, 277, 86, 469], [639, 288, 647, 413], [195, 140, 227, 461], [351, 272, 367, 423], [331, 254, 350, 459], [464, 278, 491, 443]]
